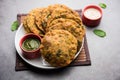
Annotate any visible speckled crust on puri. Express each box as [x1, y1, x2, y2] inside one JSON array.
[[40, 30, 77, 67], [23, 4, 85, 67]]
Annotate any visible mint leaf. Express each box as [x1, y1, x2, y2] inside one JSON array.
[[11, 21, 19, 31], [93, 29, 106, 37], [99, 3, 107, 9]]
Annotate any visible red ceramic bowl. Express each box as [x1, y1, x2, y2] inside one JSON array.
[[82, 4, 103, 27], [19, 33, 41, 59]]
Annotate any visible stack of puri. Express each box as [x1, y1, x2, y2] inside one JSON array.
[[23, 4, 85, 67]]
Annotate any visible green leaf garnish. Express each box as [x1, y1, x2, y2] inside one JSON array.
[[11, 21, 19, 31], [93, 29, 106, 37], [99, 3, 107, 9]]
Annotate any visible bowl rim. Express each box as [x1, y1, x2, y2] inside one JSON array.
[[19, 33, 41, 53], [82, 4, 103, 20]]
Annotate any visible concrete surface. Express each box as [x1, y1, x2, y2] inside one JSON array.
[[0, 0, 120, 80]]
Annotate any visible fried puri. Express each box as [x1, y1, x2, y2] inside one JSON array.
[[23, 4, 85, 67], [40, 30, 77, 67], [46, 18, 85, 42], [23, 4, 85, 38]]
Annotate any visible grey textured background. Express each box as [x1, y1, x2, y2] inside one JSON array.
[[0, 0, 120, 80]]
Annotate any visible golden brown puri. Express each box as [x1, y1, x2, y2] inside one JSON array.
[[29, 8, 45, 32], [23, 4, 85, 38], [40, 30, 78, 67], [46, 7, 82, 28], [46, 18, 85, 42], [26, 14, 44, 36], [22, 4, 85, 67], [48, 4, 80, 17], [23, 17, 31, 33]]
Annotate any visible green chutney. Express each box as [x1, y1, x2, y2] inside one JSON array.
[[22, 38, 40, 51]]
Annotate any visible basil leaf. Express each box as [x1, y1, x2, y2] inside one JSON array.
[[93, 29, 106, 37], [99, 3, 107, 9], [11, 21, 19, 31]]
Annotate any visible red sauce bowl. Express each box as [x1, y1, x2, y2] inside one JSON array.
[[82, 4, 103, 27], [19, 33, 41, 59]]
